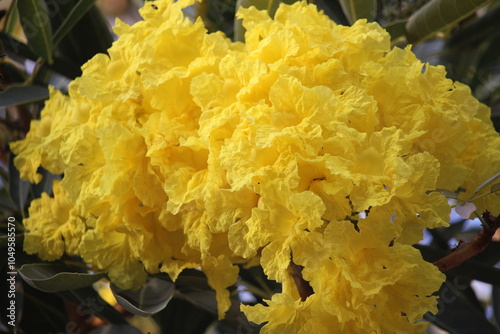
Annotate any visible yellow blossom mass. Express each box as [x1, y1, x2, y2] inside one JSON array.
[[10, 0, 500, 332]]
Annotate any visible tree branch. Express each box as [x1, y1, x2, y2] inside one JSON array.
[[433, 211, 499, 273]]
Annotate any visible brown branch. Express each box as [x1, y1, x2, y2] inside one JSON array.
[[288, 260, 314, 301], [433, 211, 499, 273]]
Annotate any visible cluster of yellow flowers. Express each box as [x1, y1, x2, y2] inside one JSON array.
[[11, 0, 500, 332]]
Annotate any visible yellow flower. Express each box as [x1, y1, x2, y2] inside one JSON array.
[[10, 0, 500, 329], [23, 181, 85, 260]]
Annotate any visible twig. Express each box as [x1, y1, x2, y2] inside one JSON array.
[[288, 260, 314, 301], [433, 211, 499, 273]]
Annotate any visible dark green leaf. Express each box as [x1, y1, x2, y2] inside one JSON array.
[[493, 287, 500, 329], [384, 19, 408, 41], [16, 276, 67, 332], [170, 269, 218, 315], [0, 85, 49, 107], [18, 263, 106, 292], [427, 277, 498, 334], [0, 32, 81, 79], [175, 290, 218, 315], [152, 297, 216, 334], [8, 152, 31, 213], [314, 0, 350, 25], [174, 268, 212, 291], [4, 0, 20, 35], [111, 278, 175, 317], [52, 4, 113, 71], [406, 0, 492, 44], [0, 187, 18, 212], [339, 0, 377, 25], [53, 0, 97, 48], [17, 0, 54, 63], [0, 32, 37, 59], [446, 4, 500, 49]]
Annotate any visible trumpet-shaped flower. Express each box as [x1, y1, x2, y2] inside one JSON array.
[[11, 0, 500, 330]]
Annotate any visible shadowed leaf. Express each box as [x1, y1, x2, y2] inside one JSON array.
[[17, 0, 54, 63], [111, 278, 175, 317], [406, 0, 492, 43], [0, 85, 49, 107], [339, 0, 377, 25], [384, 19, 408, 41], [425, 276, 498, 333], [8, 152, 30, 213], [4, 0, 20, 35], [53, 0, 97, 48], [18, 263, 106, 292]]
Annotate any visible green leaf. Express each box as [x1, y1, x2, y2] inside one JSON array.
[[152, 297, 216, 334], [50, 4, 113, 73], [0, 187, 19, 212], [111, 278, 175, 317], [8, 152, 31, 213], [0, 32, 37, 59], [406, 0, 492, 44], [16, 0, 54, 63], [18, 263, 106, 292], [339, 0, 377, 25], [170, 269, 218, 315], [310, 0, 350, 25], [384, 19, 408, 41], [53, 0, 97, 48], [0, 32, 82, 79], [0, 85, 49, 107], [426, 277, 498, 334], [473, 172, 500, 195], [175, 290, 218, 315], [4, 0, 21, 35]]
